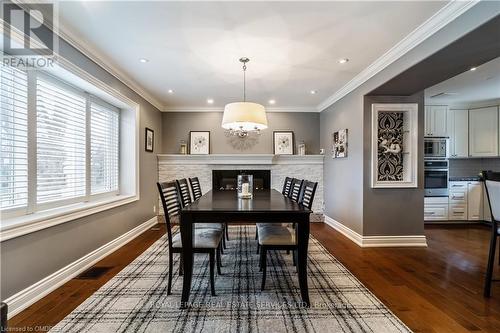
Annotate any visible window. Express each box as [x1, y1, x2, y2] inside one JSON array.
[[36, 78, 87, 204], [0, 71, 122, 218], [91, 102, 119, 195], [0, 67, 28, 210]]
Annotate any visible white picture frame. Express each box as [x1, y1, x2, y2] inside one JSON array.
[[371, 103, 418, 188], [189, 131, 210, 155]]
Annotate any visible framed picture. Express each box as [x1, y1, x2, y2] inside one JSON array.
[[273, 131, 294, 155], [145, 127, 154, 152], [189, 131, 210, 155], [371, 103, 418, 188], [332, 129, 348, 158]]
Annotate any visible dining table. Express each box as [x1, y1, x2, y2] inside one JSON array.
[[179, 189, 312, 307]]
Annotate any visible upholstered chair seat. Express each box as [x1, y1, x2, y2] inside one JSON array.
[[258, 226, 295, 246], [171, 229, 223, 249]]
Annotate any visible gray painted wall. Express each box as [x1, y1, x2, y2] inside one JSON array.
[[363, 94, 425, 236], [161, 112, 320, 155], [320, 2, 500, 236], [0, 37, 163, 299]]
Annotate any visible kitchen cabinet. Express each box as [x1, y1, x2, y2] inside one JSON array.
[[425, 105, 448, 137], [425, 197, 449, 221], [469, 106, 499, 157], [448, 182, 467, 220], [447, 109, 468, 158], [467, 182, 483, 220]]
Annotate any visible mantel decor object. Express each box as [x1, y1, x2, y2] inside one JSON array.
[[237, 174, 253, 199], [189, 131, 210, 155], [371, 103, 418, 188]]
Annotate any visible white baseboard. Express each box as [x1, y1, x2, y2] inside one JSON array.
[[4, 216, 158, 319], [324, 215, 427, 248]]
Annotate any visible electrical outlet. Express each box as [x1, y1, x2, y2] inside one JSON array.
[[153, 205, 156, 213]]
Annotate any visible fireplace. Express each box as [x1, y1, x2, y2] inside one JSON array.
[[212, 170, 270, 191]]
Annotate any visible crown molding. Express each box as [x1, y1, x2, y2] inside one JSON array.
[[317, 0, 479, 112], [161, 106, 319, 113]]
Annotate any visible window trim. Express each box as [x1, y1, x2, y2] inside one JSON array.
[[1, 55, 141, 241]]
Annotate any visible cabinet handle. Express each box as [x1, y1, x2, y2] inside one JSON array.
[[425, 211, 435, 215]]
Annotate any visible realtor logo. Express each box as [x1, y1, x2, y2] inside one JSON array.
[[2, 2, 57, 69]]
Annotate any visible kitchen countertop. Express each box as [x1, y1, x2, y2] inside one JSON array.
[[449, 176, 482, 182]]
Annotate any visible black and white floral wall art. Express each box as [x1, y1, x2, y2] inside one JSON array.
[[189, 131, 210, 155], [332, 129, 348, 158], [371, 103, 418, 188], [273, 131, 294, 155]]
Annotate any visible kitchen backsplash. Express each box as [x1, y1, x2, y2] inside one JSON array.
[[449, 158, 500, 177]]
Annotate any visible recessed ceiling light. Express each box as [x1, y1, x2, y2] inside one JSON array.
[[207, 98, 214, 104], [338, 58, 349, 64], [470, 67, 477, 71], [310, 90, 317, 95], [167, 89, 174, 94], [139, 58, 149, 63], [268, 99, 276, 105]]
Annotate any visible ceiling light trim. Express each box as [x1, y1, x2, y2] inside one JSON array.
[[317, 0, 479, 112]]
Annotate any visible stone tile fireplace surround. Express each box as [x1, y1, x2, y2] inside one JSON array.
[[157, 154, 324, 221]]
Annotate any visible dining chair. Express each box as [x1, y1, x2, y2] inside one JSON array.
[[177, 178, 226, 250], [255, 176, 298, 244], [258, 180, 318, 290], [288, 178, 304, 201], [483, 171, 500, 297], [282, 177, 293, 196], [188, 177, 203, 201], [157, 181, 223, 296]]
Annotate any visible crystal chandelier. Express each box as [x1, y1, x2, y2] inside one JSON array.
[[222, 57, 268, 138]]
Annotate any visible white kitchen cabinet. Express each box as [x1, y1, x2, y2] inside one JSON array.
[[448, 181, 467, 220], [469, 106, 499, 157], [425, 197, 449, 221], [425, 105, 448, 137], [467, 182, 483, 220], [447, 109, 468, 158]]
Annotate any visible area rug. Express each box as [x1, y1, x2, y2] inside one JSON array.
[[50, 226, 411, 333]]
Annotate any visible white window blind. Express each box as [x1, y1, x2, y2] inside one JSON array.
[[36, 78, 87, 204], [91, 102, 119, 195], [0, 66, 28, 210]]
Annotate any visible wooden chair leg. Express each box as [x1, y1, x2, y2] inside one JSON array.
[[217, 245, 222, 275], [179, 253, 183, 276], [286, 250, 290, 254], [209, 251, 216, 296], [484, 232, 497, 297], [292, 250, 296, 266], [167, 251, 173, 295], [225, 223, 229, 241], [221, 237, 225, 253], [256, 243, 260, 254], [255, 226, 258, 240], [261, 248, 267, 291]]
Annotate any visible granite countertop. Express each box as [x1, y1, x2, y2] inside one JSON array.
[[449, 176, 482, 182]]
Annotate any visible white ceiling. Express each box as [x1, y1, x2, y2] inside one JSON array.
[[425, 57, 500, 107], [56, 1, 449, 111]]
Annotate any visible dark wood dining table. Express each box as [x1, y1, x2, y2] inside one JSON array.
[[179, 189, 312, 307]]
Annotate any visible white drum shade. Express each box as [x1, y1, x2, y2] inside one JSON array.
[[222, 102, 268, 131]]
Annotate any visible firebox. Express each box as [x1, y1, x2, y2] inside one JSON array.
[[212, 170, 270, 191]]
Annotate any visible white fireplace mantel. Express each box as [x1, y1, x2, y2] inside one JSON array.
[[157, 154, 324, 165]]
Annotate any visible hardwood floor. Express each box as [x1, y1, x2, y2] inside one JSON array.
[[7, 222, 500, 332]]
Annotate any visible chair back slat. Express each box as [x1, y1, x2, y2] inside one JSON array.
[[282, 177, 293, 197], [483, 171, 500, 222], [157, 181, 182, 246], [289, 178, 303, 202], [299, 180, 318, 210], [177, 178, 192, 207], [189, 177, 203, 201]]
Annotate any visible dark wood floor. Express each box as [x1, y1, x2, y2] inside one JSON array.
[[8, 222, 500, 332]]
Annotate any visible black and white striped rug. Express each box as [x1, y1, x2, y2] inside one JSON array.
[[51, 226, 411, 333]]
